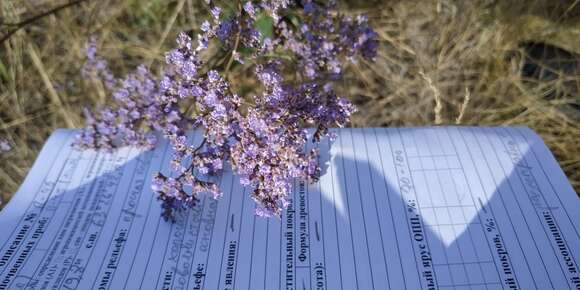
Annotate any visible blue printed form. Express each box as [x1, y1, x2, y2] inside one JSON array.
[[0, 127, 579, 290]]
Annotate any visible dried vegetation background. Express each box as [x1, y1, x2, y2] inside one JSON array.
[[1, 0, 579, 207]]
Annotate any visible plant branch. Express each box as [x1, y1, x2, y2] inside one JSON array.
[[0, 0, 90, 44], [224, 0, 242, 74]]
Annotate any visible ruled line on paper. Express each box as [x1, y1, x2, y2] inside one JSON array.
[[0, 127, 579, 290]]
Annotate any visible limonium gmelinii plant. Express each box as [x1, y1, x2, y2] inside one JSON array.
[[75, 0, 378, 221]]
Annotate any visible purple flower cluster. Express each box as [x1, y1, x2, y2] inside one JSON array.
[[278, 0, 378, 79], [76, 0, 377, 221], [75, 41, 164, 150]]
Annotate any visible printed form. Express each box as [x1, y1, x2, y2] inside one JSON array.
[[0, 127, 579, 290]]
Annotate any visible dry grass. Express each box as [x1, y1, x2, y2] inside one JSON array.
[[1, 0, 579, 207]]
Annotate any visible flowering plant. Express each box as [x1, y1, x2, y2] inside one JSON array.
[[75, 0, 377, 221]]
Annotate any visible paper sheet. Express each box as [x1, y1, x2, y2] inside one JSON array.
[[0, 127, 579, 290]]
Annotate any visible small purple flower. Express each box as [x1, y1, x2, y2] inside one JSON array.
[[0, 139, 11, 153], [210, 6, 221, 20], [243, 2, 256, 18], [201, 21, 211, 32]]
